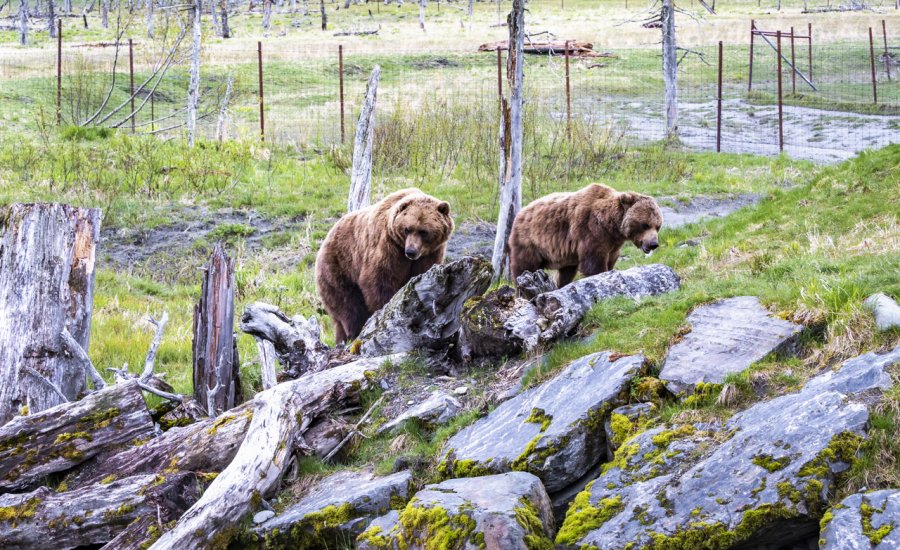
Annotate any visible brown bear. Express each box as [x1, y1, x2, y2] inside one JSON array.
[[508, 183, 663, 287], [315, 188, 454, 343]]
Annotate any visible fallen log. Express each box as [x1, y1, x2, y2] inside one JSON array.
[[0, 472, 201, 550], [148, 354, 401, 550], [240, 302, 330, 378], [0, 380, 154, 494], [334, 27, 379, 35], [477, 39, 616, 58], [0, 203, 101, 424], [357, 257, 493, 358]]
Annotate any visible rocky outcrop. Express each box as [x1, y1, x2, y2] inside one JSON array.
[[820, 489, 899, 549], [378, 390, 462, 434], [249, 470, 412, 548], [865, 292, 900, 331], [438, 352, 643, 494], [555, 346, 899, 549], [659, 296, 802, 395], [357, 472, 554, 550]]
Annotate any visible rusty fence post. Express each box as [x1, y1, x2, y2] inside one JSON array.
[[883, 20, 892, 81], [868, 27, 878, 104], [808, 23, 813, 84], [717, 40, 723, 153], [258, 41, 265, 142], [789, 27, 796, 94], [339, 44, 345, 144], [748, 19, 755, 91], [565, 40, 571, 137], [56, 19, 62, 126], [776, 30, 783, 153], [129, 37, 135, 133]]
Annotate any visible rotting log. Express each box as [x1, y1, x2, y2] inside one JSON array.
[[459, 285, 532, 362], [148, 354, 401, 550], [193, 243, 242, 416], [347, 65, 381, 212], [66, 402, 253, 489], [478, 39, 615, 58], [0, 472, 201, 550], [0, 380, 154, 494], [0, 203, 101, 425], [240, 302, 330, 379], [357, 257, 493, 358]]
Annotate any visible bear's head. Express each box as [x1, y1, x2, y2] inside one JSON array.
[[619, 192, 663, 254], [389, 193, 454, 261]]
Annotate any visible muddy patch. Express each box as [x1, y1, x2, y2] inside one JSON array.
[[658, 193, 763, 229]]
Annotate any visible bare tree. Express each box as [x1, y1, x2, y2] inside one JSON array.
[[661, 0, 677, 138], [348, 66, 381, 212], [418, 0, 425, 30], [63, 0, 71, 12], [491, 0, 524, 280], [145, 0, 153, 37], [187, 0, 202, 146], [220, 0, 230, 37], [47, 0, 56, 37], [467, 0, 473, 16], [101, 0, 108, 27], [262, 0, 271, 28], [216, 75, 233, 143], [320, 0, 326, 29], [18, 0, 27, 45]]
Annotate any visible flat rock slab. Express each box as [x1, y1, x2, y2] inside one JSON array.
[[249, 470, 412, 548], [555, 346, 899, 550], [357, 472, 554, 550], [659, 296, 802, 395], [378, 390, 461, 434], [820, 489, 900, 549], [439, 351, 643, 494]]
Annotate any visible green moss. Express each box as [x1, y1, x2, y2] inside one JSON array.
[[682, 383, 721, 408], [100, 474, 117, 485], [797, 432, 864, 478], [555, 483, 623, 545], [0, 497, 40, 526], [103, 503, 135, 520], [643, 502, 798, 549], [601, 441, 640, 474], [206, 408, 253, 436], [53, 431, 93, 445], [819, 509, 834, 534], [525, 408, 553, 433], [261, 503, 356, 549], [390, 493, 408, 511], [357, 525, 393, 549], [514, 498, 553, 550], [861, 499, 895, 545], [81, 407, 121, 429], [437, 458, 493, 480], [395, 502, 478, 550], [751, 454, 791, 473], [609, 413, 634, 448], [650, 425, 696, 448]]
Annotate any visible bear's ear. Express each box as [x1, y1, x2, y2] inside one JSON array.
[[395, 199, 412, 213], [437, 201, 451, 216], [618, 192, 640, 207]]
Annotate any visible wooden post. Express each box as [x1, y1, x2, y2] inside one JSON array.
[[789, 27, 796, 94], [129, 37, 136, 133], [882, 20, 891, 82], [339, 44, 345, 144], [748, 20, 755, 91], [56, 19, 62, 125], [868, 27, 878, 104], [776, 31, 784, 152], [192, 243, 242, 417], [0, 204, 101, 425], [496, 45, 503, 109], [257, 41, 265, 141], [717, 40, 722, 153], [151, 91, 155, 132], [808, 23, 813, 84], [564, 40, 571, 137], [348, 66, 381, 212], [661, 0, 678, 137]]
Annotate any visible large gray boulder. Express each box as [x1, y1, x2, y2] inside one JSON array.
[[659, 296, 802, 395], [820, 489, 900, 549], [357, 472, 554, 550], [438, 351, 642, 494], [555, 346, 899, 549], [249, 469, 412, 548], [377, 390, 462, 434], [865, 292, 900, 331]]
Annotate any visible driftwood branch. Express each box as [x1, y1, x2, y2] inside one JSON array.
[[61, 328, 107, 390], [323, 393, 385, 462], [239, 302, 330, 379], [141, 312, 169, 382]]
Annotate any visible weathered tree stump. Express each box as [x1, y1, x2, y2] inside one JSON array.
[[459, 285, 532, 361], [515, 270, 557, 300], [0, 203, 101, 425], [239, 302, 330, 379], [0, 380, 154, 494], [0, 472, 201, 549], [347, 65, 381, 212], [193, 243, 242, 416], [357, 257, 493, 358]]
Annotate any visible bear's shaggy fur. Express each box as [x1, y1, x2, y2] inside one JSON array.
[[508, 183, 663, 287], [315, 188, 454, 343]]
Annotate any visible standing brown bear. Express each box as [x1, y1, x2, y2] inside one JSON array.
[[508, 183, 663, 287], [315, 188, 454, 343]]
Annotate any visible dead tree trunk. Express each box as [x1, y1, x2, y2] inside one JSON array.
[[320, 0, 326, 29], [148, 355, 397, 549], [661, 0, 678, 137], [145, 0, 153, 37], [220, 0, 230, 37], [418, 0, 425, 30], [347, 65, 381, 212], [262, 0, 271, 27], [186, 0, 202, 147], [0, 204, 101, 425], [47, 0, 55, 36], [239, 302, 330, 379], [0, 380, 154, 493], [192, 243, 242, 417], [490, 0, 524, 281], [216, 75, 233, 143], [0, 473, 201, 549], [100, 0, 107, 27], [18, 0, 27, 44]]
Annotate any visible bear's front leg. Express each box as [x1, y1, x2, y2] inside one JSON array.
[[359, 269, 401, 314], [578, 242, 610, 277]]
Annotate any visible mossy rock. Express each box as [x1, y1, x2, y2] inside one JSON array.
[[820, 489, 899, 549]]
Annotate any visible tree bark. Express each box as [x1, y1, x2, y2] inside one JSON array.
[[192, 243, 242, 416], [239, 302, 330, 379], [491, 0, 524, 281], [100, 0, 107, 28], [262, 0, 271, 28], [145, 0, 154, 37], [0, 204, 101, 425], [661, 0, 678, 137], [320, 0, 326, 29], [46, 0, 54, 37], [186, 0, 202, 147], [220, 0, 230, 36], [0, 380, 154, 494], [148, 355, 398, 549], [0, 473, 201, 550], [418, 0, 425, 30], [347, 65, 381, 212], [18, 0, 27, 44], [216, 75, 233, 143]]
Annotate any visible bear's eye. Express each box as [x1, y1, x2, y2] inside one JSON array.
[[643, 223, 651, 230], [404, 227, 412, 235], [419, 230, 429, 240]]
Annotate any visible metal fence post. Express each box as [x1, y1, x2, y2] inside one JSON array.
[[789, 27, 796, 94], [565, 40, 571, 137], [258, 41, 265, 142], [883, 20, 892, 81], [56, 19, 62, 126], [748, 20, 755, 91], [339, 44, 345, 144], [776, 30, 783, 153], [868, 27, 878, 104], [717, 40, 723, 153], [129, 38, 135, 133]]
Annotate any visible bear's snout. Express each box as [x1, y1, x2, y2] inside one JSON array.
[[641, 238, 659, 254], [405, 247, 420, 260]]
